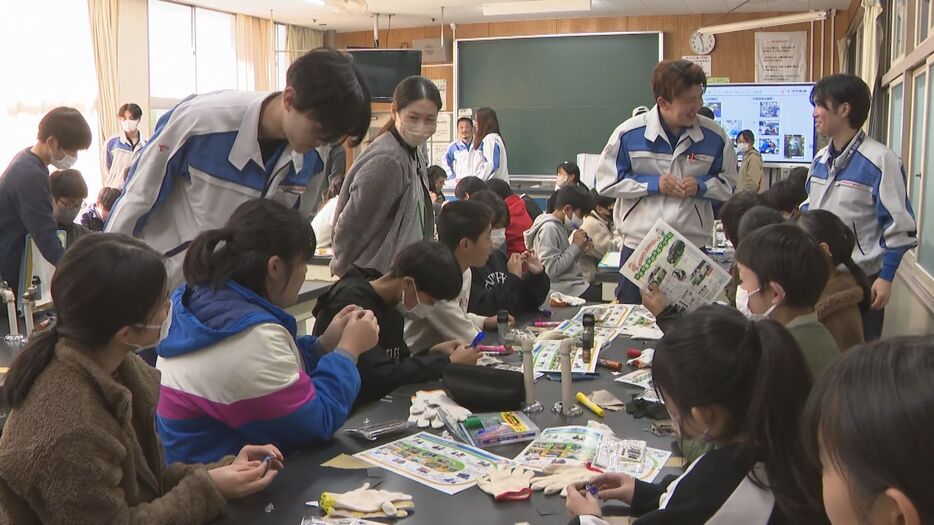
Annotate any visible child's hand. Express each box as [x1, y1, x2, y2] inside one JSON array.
[[521, 250, 545, 274], [572, 229, 590, 248], [449, 344, 480, 365], [565, 484, 602, 520], [507, 253, 524, 277], [584, 472, 636, 503], [640, 283, 668, 317], [318, 304, 360, 352], [483, 314, 515, 331], [429, 340, 460, 355], [337, 310, 380, 357]]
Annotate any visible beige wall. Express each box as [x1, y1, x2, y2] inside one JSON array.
[[117, 0, 150, 134]]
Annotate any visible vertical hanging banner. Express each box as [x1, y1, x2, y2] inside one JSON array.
[[755, 32, 807, 82]]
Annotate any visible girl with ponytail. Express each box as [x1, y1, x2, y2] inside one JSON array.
[[155, 199, 379, 465], [566, 304, 827, 525], [796, 209, 869, 351], [0, 234, 282, 523]]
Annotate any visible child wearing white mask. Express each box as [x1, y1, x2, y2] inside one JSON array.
[[102, 103, 147, 190], [524, 185, 603, 302], [332, 76, 440, 277], [736, 129, 763, 193], [466, 191, 550, 317], [735, 223, 841, 377]]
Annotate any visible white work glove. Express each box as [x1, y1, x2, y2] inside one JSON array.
[[549, 292, 587, 307], [530, 463, 600, 496], [407, 389, 472, 429], [322, 483, 413, 515], [477, 463, 535, 501]]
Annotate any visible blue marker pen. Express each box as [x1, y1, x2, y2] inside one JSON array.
[[469, 332, 486, 348]]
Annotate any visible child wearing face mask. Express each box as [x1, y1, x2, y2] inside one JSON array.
[[578, 190, 618, 283], [103, 103, 147, 190], [802, 336, 934, 525], [48, 169, 91, 248], [736, 129, 764, 193], [466, 191, 550, 317], [566, 304, 826, 525], [313, 240, 479, 406], [524, 185, 603, 302], [0, 107, 91, 304], [486, 178, 533, 255], [331, 75, 440, 277], [547, 161, 588, 213], [735, 223, 841, 377], [155, 200, 380, 464]]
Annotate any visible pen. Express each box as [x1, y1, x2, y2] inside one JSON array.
[[576, 392, 605, 417], [477, 344, 508, 353], [469, 332, 486, 348], [533, 321, 561, 328]]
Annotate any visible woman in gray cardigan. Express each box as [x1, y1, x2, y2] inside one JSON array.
[[331, 76, 443, 276]]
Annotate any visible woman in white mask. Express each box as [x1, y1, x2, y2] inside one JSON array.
[[332, 76, 441, 277], [736, 129, 764, 193]]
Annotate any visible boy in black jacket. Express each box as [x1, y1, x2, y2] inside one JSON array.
[[468, 190, 550, 317], [312, 240, 480, 406]]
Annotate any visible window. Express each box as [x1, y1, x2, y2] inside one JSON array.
[[911, 71, 927, 204], [889, 81, 905, 156], [919, 0, 931, 43], [148, 1, 238, 110], [893, 0, 908, 60]]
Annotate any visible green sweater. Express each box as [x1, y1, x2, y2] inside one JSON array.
[[786, 312, 841, 378]]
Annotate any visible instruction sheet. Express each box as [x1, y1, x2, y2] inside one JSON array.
[[532, 339, 604, 374]]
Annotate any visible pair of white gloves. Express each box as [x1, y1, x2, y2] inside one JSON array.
[[321, 483, 413, 517], [477, 462, 601, 499], [407, 389, 472, 429]]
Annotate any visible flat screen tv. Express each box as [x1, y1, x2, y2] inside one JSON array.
[[346, 49, 423, 102]]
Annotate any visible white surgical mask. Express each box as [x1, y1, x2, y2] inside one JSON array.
[[398, 120, 437, 147], [125, 323, 165, 353], [555, 175, 568, 191], [491, 228, 507, 249], [738, 287, 778, 321], [122, 119, 139, 133], [737, 142, 750, 154], [564, 212, 582, 231], [50, 150, 77, 170], [396, 281, 434, 321]]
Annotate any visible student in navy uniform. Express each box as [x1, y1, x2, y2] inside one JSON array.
[[802, 74, 917, 341], [313, 240, 479, 406], [596, 60, 737, 304], [107, 48, 371, 290], [102, 103, 147, 190], [547, 161, 588, 213], [331, 75, 438, 277], [81, 187, 121, 232], [566, 305, 826, 525], [466, 190, 549, 317], [0, 107, 92, 301], [443, 117, 474, 182], [803, 336, 934, 525]]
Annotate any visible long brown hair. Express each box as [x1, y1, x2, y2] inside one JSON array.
[[378, 76, 443, 138], [472, 107, 503, 149], [4, 234, 167, 407]]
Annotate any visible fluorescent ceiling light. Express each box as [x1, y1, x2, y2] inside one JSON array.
[[304, 0, 326, 5], [697, 10, 830, 35], [482, 0, 591, 17]]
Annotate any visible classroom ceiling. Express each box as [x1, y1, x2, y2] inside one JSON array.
[[185, 0, 853, 32]]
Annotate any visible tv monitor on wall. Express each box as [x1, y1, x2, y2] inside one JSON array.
[[346, 49, 422, 102]]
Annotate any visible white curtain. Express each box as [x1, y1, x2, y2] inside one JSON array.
[[0, 0, 102, 203], [861, 0, 883, 94], [88, 0, 121, 187], [285, 25, 325, 65], [235, 14, 275, 92]]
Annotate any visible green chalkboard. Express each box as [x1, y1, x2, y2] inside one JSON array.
[[457, 32, 662, 175]]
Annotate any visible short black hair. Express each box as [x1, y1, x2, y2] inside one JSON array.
[[788, 166, 808, 188], [765, 178, 808, 214], [486, 178, 514, 199], [427, 165, 447, 184], [287, 48, 372, 147], [555, 185, 594, 216], [737, 205, 784, 243], [37, 107, 92, 151], [49, 169, 88, 200], [698, 107, 715, 119], [456, 116, 474, 127], [590, 188, 615, 209], [738, 129, 755, 143], [720, 191, 770, 244], [469, 190, 510, 229], [437, 200, 493, 250], [810, 74, 871, 129], [389, 240, 463, 301], [556, 161, 581, 181], [735, 223, 829, 309], [118, 103, 143, 120], [97, 187, 122, 211], [454, 176, 487, 200]]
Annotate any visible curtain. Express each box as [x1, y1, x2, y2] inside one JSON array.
[[861, 0, 885, 134], [286, 25, 325, 65], [235, 14, 275, 92], [87, 0, 120, 187]]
